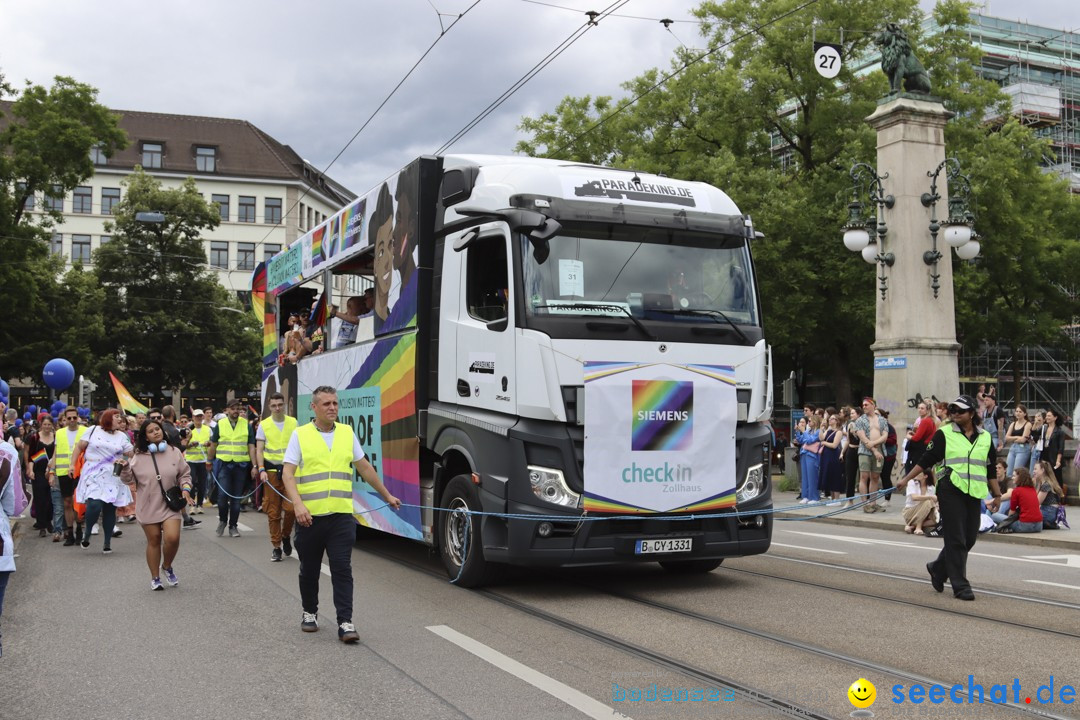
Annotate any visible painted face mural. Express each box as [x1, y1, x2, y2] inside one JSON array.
[[372, 182, 394, 321]]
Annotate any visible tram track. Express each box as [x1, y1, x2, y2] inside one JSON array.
[[357, 542, 841, 720], [754, 553, 1080, 611], [719, 563, 1080, 641], [362, 537, 1079, 720]]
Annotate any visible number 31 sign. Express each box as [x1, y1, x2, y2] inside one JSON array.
[[813, 42, 842, 79]]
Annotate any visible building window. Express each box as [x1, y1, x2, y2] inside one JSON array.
[[102, 187, 121, 214], [44, 185, 64, 212], [142, 142, 164, 168], [16, 183, 34, 211], [265, 198, 282, 224], [100, 235, 111, 246], [237, 242, 255, 270], [212, 194, 230, 222], [73, 186, 92, 214], [50, 233, 63, 256], [238, 196, 256, 223], [299, 202, 306, 230], [72, 235, 91, 265], [264, 243, 281, 261], [90, 144, 107, 165], [195, 146, 216, 172], [210, 241, 229, 269]]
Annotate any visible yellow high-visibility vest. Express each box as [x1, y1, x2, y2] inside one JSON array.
[[934, 423, 992, 499], [216, 418, 250, 463], [261, 415, 297, 465], [55, 425, 88, 476], [294, 422, 355, 516], [184, 425, 211, 462]]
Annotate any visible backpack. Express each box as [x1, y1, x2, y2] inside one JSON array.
[[70, 427, 96, 480]]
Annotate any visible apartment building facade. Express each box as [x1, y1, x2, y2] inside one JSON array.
[[9, 106, 355, 296]]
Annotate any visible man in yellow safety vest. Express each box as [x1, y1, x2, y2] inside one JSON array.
[[282, 386, 400, 643], [47, 407, 87, 546], [256, 392, 297, 562], [898, 394, 1000, 601], [207, 399, 256, 538]]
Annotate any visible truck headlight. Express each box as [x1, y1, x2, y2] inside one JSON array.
[[528, 465, 580, 508], [737, 463, 764, 504]]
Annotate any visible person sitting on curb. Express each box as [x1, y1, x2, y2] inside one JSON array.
[[992, 467, 1042, 534], [902, 473, 937, 536]]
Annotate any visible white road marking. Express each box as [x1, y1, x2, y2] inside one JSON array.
[[427, 625, 631, 720], [785, 530, 929, 549], [770, 542, 846, 555], [1026, 579, 1080, 591], [236, 522, 254, 532], [968, 552, 1080, 569], [1021, 554, 1080, 568]]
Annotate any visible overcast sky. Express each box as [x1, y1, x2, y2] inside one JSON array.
[[1, 0, 1076, 195]]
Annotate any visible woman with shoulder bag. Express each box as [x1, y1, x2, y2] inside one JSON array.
[[120, 420, 193, 591]]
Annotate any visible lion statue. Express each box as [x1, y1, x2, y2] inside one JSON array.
[[875, 22, 932, 95]]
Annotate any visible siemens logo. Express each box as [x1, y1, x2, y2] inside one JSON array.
[[636, 410, 689, 422], [622, 462, 692, 483]]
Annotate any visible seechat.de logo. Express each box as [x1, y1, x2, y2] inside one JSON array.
[[631, 379, 693, 451]]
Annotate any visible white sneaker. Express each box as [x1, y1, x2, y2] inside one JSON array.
[[826, 501, 842, 507], [798, 498, 810, 505], [91, 524, 100, 535]]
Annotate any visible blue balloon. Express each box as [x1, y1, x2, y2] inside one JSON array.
[[23, 412, 31, 421], [14, 419, 22, 427], [42, 358, 75, 391], [28, 404, 38, 415], [0, 378, 9, 396]]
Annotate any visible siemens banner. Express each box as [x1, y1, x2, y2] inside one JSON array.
[[583, 362, 737, 513]]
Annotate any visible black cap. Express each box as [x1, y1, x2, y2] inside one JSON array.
[[949, 394, 978, 412]]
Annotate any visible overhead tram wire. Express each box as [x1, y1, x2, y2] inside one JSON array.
[[548, 0, 822, 158], [434, 0, 629, 155], [519, 0, 704, 25], [228, 0, 485, 275]]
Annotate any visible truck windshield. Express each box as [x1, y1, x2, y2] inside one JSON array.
[[520, 223, 758, 330]]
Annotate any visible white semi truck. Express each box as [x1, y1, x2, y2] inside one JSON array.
[[260, 154, 773, 586]]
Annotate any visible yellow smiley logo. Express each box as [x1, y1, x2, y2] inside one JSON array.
[[848, 678, 876, 709]]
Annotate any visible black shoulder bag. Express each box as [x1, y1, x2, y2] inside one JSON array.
[[151, 451, 187, 512]]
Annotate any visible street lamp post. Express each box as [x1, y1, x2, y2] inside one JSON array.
[[921, 158, 978, 298], [842, 162, 895, 300]]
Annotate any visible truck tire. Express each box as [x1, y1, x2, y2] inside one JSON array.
[[658, 558, 723, 574], [438, 475, 493, 587]]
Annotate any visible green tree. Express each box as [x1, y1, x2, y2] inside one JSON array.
[[94, 169, 261, 401], [516, 0, 1078, 404], [0, 74, 125, 382]]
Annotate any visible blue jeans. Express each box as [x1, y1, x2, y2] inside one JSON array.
[[50, 486, 66, 534], [1006, 444, 1031, 478], [800, 452, 820, 501], [1028, 449, 1041, 474], [217, 462, 248, 528], [82, 500, 117, 548], [1013, 520, 1042, 533], [991, 500, 1011, 523]]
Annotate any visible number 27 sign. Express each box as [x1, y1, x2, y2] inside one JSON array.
[[813, 42, 842, 79]]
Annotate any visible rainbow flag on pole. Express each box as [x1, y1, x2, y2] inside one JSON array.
[[109, 372, 149, 414]]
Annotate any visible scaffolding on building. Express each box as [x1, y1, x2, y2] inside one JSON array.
[[959, 343, 1080, 415], [968, 13, 1080, 193]]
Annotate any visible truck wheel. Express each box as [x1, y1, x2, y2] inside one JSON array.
[[658, 559, 723, 574], [438, 475, 492, 587]]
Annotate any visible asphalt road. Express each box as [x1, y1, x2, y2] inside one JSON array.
[[4, 512, 1079, 720]]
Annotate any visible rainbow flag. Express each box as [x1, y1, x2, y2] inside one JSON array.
[[109, 372, 149, 414], [30, 448, 47, 464], [250, 261, 266, 325], [310, 291, 328, 327], [311, 225, 326, 267]]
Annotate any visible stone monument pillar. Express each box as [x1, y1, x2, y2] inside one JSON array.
[[865, 95, 960, 432]]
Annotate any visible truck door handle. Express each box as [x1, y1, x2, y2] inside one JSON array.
[[457, 379, 470, 397]]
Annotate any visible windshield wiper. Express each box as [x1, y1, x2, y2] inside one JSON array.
[[657, 308, 748, 343], [533, 303, 657, 341]]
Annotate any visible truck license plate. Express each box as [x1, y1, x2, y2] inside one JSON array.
[[635, 538, 693, 554]]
